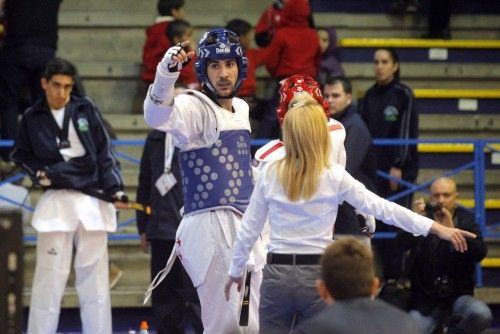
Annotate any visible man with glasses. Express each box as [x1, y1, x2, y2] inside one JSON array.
[[143, 28, 262, 333], [12, 57, 127, 334]]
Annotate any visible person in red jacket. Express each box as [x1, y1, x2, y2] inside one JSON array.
[[166, 19, 199, 90], [226, 18, 268, 135], [259, 0, 321, 139], [141, 0, 186, 85], [254, 0, 287, 47], [263, 0, 320, 80]]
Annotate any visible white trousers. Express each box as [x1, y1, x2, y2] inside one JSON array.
[[27, 225, 111, 334], [184, 213, 261, 334]]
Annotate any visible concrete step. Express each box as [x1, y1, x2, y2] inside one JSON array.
[[344, 63, 500, 80], [70, 61, 500, 115], [58, 28, 145, 62], [59, 0, 156, 13]]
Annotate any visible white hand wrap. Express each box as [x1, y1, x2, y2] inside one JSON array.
[[158, 44, 190, 74], [355, 209, 376, 234]]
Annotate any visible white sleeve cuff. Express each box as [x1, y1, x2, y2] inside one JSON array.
[[148, 68, 179, 107], [228, 263, 245, 278]]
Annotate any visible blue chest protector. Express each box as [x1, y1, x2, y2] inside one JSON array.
[[179, 130, 254, 216]]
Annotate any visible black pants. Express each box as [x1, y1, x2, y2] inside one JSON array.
[[428, 0, 452, 36], [0, 45, 55, 160], [150, 240, 203, 334], [373, 173, 416, 280]]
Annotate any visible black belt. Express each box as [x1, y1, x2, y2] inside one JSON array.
[[267, 253, 321, 265]]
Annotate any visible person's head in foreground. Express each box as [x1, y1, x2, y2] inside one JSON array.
[[317, 237, 378, 304]]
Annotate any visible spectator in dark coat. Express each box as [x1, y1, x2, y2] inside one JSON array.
[[360, 47, 419, 280], [397, 177, 491, 334], [136, 128, 203, 334]]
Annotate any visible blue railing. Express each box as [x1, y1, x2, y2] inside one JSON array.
[[2, 138, 499, 285]]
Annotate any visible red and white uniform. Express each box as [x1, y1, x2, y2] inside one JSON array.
[[255, 118, 346, 166]]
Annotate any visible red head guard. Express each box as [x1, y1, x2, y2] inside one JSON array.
[[276, 74, 330, 125]]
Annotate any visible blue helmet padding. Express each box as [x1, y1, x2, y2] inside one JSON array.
[[194, 28, 248, 98]]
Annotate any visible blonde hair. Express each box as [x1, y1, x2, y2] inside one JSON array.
[[277, 94, 331, 201]]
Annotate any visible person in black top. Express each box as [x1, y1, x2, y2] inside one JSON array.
[[360, 47, 418, 208], [397, 177, 492, 333], [136, 128, 203, 334], [360, 47, 419, 280], [323, 76, 377, 238], [0, 0, 62, 162], [12, 57, 127, 334]]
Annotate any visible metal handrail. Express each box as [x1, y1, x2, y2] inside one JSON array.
[[2, 138, 498, 286]]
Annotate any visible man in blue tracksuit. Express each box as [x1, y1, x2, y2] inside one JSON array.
[[11, 57, 127, 334]]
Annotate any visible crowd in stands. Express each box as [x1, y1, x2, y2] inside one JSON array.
[[0, 0, 492, 333]]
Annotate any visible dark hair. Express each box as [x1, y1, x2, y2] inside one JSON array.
[[321, 237, 374, 300], [157, 0, 184, 16], [43, 58, 76, 81], [375, 47, 401, 80], [166, 19, 191, 43], [324, 76, 352, 95], [226, 18, 252, 37]]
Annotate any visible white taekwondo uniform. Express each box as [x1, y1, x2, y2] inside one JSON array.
[[144, 70, 263, 334]]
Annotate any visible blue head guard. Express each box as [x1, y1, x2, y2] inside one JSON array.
[[195, 28, 248, 99]]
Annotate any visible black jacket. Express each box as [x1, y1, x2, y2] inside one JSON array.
[[293, 297, 422, 334], [136, 130, 183, 241], [11, 95, 123, 195], [333, 104, 376, 192], [333, 104, 377, 235], [396, 207, 487, 315], [360, 79, 419, 181]]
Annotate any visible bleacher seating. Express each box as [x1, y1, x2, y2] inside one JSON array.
[[15, 0, 500, 312]]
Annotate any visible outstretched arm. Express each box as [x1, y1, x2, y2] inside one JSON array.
[[338, 169, 475, 252]]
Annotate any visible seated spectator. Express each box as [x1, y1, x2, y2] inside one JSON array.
[[166, 19, 199, 90], [226, 18, 268, 136], [398, 177, 492, 333], [141, 0, 186, 85], [316, 28, 345, 88], [293, 237, 422, 334]]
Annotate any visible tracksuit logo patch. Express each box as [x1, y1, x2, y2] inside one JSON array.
[[78, 118, 89, 131]]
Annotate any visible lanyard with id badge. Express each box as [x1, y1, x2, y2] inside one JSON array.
[[155, 133, 177, 196]]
